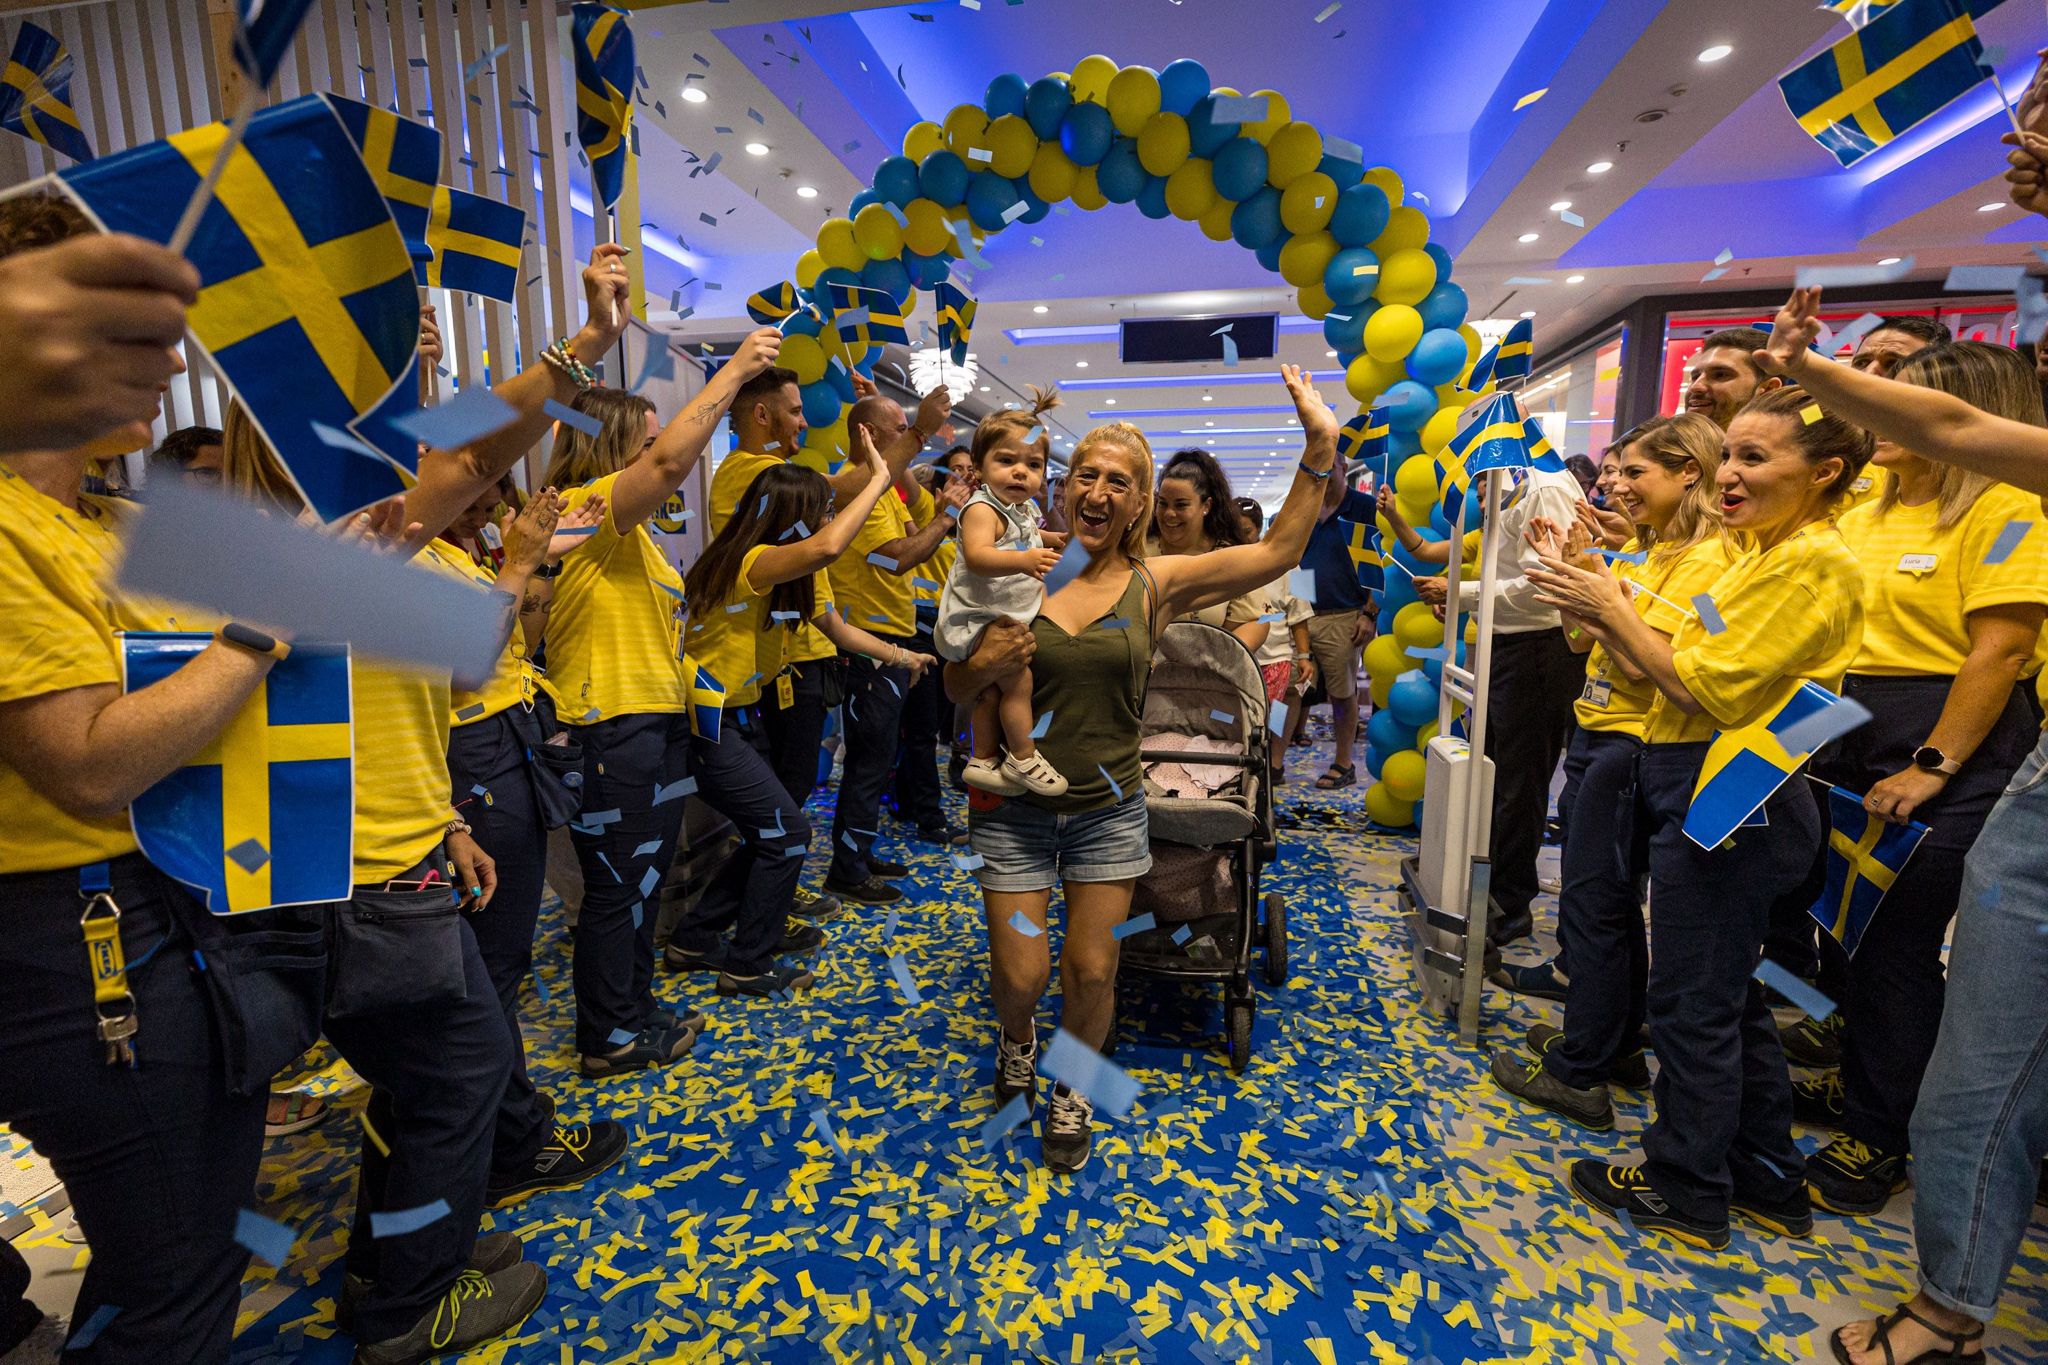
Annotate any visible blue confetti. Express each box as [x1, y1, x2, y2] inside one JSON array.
[[1268, 700, 1289, 732], [1754, 958, 1835, 1021], [867, 552, 900, 571], [1099, 764, 1123, 801], [370, 1198, 452, 1239], [952, 849, 985, 872], [1691, 593, 1725, 634], [67, 1305, 120, 1351], [1209, 708, 1237, 725], [1113, 912, 1157, 940], [606, 1027, 639, 1046], [1596, 547, 1647, 566], [389, 388, 519, 451], [633, 840, 662, 857], [1171, 924, 1192, 945], [639, 867, 662, 898], [809, 1105, 848, 1157], [1986, 520, 2032, 565], [1776, 695, 1872, 755], [653, 777, 697, 804], [888, 954, 923, 1004], [1042, 1028, 1141, 1116], [982, 1093, 1032, 1146], [234, 1208, 297, 1266], [1030, 711, 1054, 740], [1008, 910, 1043, 938]]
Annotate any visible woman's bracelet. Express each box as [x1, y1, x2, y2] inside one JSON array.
[[1298, 460, 1332, 481], [541, 338, 598, 391]]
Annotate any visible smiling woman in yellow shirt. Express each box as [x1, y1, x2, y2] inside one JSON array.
[[1532, 385, 1869, 1252]]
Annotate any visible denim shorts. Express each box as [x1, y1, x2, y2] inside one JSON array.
[[967, 792, 1152, 893]]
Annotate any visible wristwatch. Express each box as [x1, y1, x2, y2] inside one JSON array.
[[1912, 745, 1962, 776]]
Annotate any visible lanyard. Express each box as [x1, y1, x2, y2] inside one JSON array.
[[78, 863, 138, 1067]]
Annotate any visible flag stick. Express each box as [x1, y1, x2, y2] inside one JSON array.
[[1986, 63, 2029, 141], [605, 202, 629, 383], [168, 82, 259, 256]]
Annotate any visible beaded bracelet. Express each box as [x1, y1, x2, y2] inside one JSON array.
[[541, 337, 598, 390], [1298, 460, 1332, 481]]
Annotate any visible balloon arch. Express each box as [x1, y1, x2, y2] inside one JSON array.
[[748, 55, 1502, 828]]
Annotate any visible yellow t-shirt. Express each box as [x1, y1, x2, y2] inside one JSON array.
[[828, 484, 934, 639], [1648, 520, 1865, 744], [713, 449, 834, 663], [912, 538, 958, 625], [427, 540, 554, 725], [1576, 536, 1733, 737], [685, 545, 785, 708], [1837, 484, 2048, 677], [1840, 463, 1892, 512], [549, 471, 688, 724]]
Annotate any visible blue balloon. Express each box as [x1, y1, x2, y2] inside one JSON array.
[[984, 72, 1029, 120], [1422, 656, 1445, 688], [1136, 174, 1171, 219], [1254, 232, 1289, 273], [800, 379, 843, 427], [1407, 328, 1468, 386], [825, 360, 856, 403], [1382, 379, 1437, 433], [1096, 138, 1147, 203], [1367, 707, 1417, 755], [1011, 177, 1052, 223], [1159, 58, 1211, 116], [1428, 503, 1452, 537], [1329, 183, 1392, 248], [1059, 102, 1115, 166], [849, 189, 881, 216], [1323, 247, 1381, 306], [860, 255, 913, 305], [783, 310, 824, 339], [1323, 304, 1369, 354], [1230, 185, 1284, 249], [907, 250, 951, 289], [919, 149, 970, 205], [1389, 672, 1438, 728], [873, 155, 922, 209], [1363, 741, 1392, 781], [1424, 242, 1455, 280], [1382, 569, 1418, 615], [1024, 76, 1073, 140], [816, 265, 862, 297], [1416, 280, 1469, 332], [1392, 527, 1442, 577], [1317, 151, 1363, 186], [1187, 93, 1241, 158], [966, 172, 1021, 230], [1389, 427, 1424, 458], [1212, 136, 1268, 201]]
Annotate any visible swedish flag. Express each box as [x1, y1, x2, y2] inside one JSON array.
[[1464, 342, 1499, 394], [1809, 785, 1928, 955], [935, 281, 976, 365], [571, 2, 635, 211], [1779, 0, 1985, 168], [690, 663, 725, 743], [327, 95, 439, 268], [1523, 417, 1567, 474], [425, 185, 525, 302], [747, 280, 800, 325], [59, 95, 421, 523], [827, 282, 908, 348], [1447, 392, 1531, 476], [0, 21, 91, 163], [121, 633, 353, 915], [1684, 678, 1843, 849], [1337, 406, 1388, 469], [1346, 519, 1385, 591], [1492, 318, 1533, 385], [1437, 451, 1478, 526], [232, 0, 316, 88]]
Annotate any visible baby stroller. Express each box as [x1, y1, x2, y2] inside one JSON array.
[[1117, 620, 1287, 1072]]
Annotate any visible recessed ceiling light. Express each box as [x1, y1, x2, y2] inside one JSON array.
[[1075, 360, 1089, 368], [978, 385, 990, 392], [1204, 420, 1214, 426], [680, 86, 707, 104], [1878, 256, 1901, 265], [1518, 232, 1540, 243], [744, 142, 769, 156], [1697, 44, 1732, 63], [1032, 304, 1048, 314], [1977, 201, 2005, 212], [795, 185, 818, 199], [1325, 349, 1338, 358], [1519, 309, 1536, 318], [1565, 273, 1586, 283], [1202, 394, 1213, 401], [1549, 200, 1572, 212], [1206, 439, 1215, 445], [1587, 160, 1613, 174], [1105, 398, 1116, 405]]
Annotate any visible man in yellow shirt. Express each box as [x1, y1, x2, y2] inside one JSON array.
[[893, 463, 969, 846]]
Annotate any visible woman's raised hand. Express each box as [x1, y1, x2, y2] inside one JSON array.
[[1281, 364, 1340, 470], [1754, 287, 1822, 378], [503, 488, 565, 572], [576, 243, 632, 354]]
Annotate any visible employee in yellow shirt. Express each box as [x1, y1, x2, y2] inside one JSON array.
[[893, 465, 969, 845], [538, 329, 783, 1077], [1531, 385, 1869, 1251], [1495, 413, 1732, 1129], [1791, 342, 2048, 1219], [671, 430, 926, 994]]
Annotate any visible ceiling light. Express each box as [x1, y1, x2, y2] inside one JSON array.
[[978, 385, 990, 392], [1549, 200, 1572, 212], [744, 142, 769, 156], [1565, 274, 1585, 283], [1206, 439, 1215, 445], [1520, 309, 1536, 318], [680, 86, 707, 104], [1105, 398, 1116, 405], [795, 185, 818, 199], [1977, 201, 2005, 212], [1518, 232, 1540, 243], [1697, 44, 1732, 63], [1586, 160, 1613, 174], [1204, 420, 1214, 427], [1325, 349, 1337, 358], [1033, 304, 1048, 314], [1075, 360, 1089, 368], [1878, 256, 1901, 265], [1202, 394, 1213, 401]]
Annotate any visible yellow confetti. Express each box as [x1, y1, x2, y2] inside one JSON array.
[[1801, 402, 1824, 425], [1514, 87, 1548, 109]]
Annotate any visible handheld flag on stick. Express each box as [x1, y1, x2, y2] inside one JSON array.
[[326, 96, 439, 268], [1446, 393, 1531, 476], [1337, 406, 1389, 466], [0, 22, 91, 163], [571, 2, 635, 212], [826, 282, 909, 347], [746, 280, 800, 325], [688, 663, 725, 743], [231, 0, 316, 87], [1779, 0, 1986, 168], [1684, 679, 1847, 848], [1492, 317, 1533, 386], [1809, 785, 1928, 955], [1463, 342, 1499, 395], [424, 186, 526, 302], [935, 281, 977, 365]]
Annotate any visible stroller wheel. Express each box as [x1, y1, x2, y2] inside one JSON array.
[[1226, 998, 1254, 1073], [1262, 892, 1288, 986]]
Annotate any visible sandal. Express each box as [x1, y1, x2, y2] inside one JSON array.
[[264, 1090, 329, 1137], [1830, 1301, 1984, 1364], [1314, 764, 1355, 790]]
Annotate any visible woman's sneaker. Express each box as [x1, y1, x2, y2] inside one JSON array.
[[716, 964, 817, 998], [1791, 1072, 1847, 1129], [1807, 1137, 1909, 1215], [1042, 1082, 1094, 1173], [963, 756, 1025, 796], [353, 1263, 547, 1365], [994, 1031, 1038, 1106], [1002, 749, 1069, 798]]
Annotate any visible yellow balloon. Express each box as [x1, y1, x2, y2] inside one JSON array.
[[1072, 165, 1108, 212], [1346, 352, 1405, 403], [1265, 122, 1323, 188], [1375, 246, 1438, 306], [780, 332, 826, 386], [902, 198, 953, 256], [1364, 303, 1424, 363], [1028, 142, 1079, 203], [1137, 111, 1191, 177], [1382, 749, 1427, 803], [1363, 634, 1408, 683], [1164, 158, 1216, 220], [943, 104, 989, 158], [1393, 599, 1438, 648], [1198, 195, 1235, 242], [1372, 205, 1432, 257], [1370, 672, 1395, 710], [1071, 54, 1118, 104], [1458, 323, 1483, 367], [1364, 781, 1415, 828], [1420, 407, 1461, 454], [1397, 496, 1435, 531], [1417, 720, 1441, 747], [853, 202, 904, 261], [1375, 511, 1396, 544], [815, 217, 863, 272], [1362, 165, 1404, 207], [1278, 230, 1337, 289], [1243, 89, 1291, 144], [1279, 170, 1337, 235], [985, 113, 1038, 178], [822, 327, 870, 375], [1434, 384, 1475, 414], [1296, 282, 1333, 321], [1464, 616, 1480, 646], [1107, 65, 1162, 138], [798, 419, 845, 468], [903, 121, 943, 163], [1393, 454, 1437, 505], [794, 249, 826, 291]]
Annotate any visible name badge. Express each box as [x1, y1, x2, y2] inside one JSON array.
[[776, 671, 795, 710], [1897, 553, 1938, 575], [1580, 678, 1612, 709]]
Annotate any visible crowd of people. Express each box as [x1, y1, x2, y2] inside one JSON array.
[[2, 136, 2048, 1365]]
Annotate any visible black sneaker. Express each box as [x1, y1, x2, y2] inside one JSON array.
[[790, 886, 845, 922], [1042, 1082, 1094, 1173], [1527, 1023, 1651, 1090], [641, 1004, 707, 1035], [1779, 1012, 1843, 1068], [914, 822, 969, 847], [1490, 910, 1534, 945], [1731, 1182, 1814, 1238], [1808, 1137, 1909, 1216], [353, 1263, 546, 1364], [825, 874, 904, 905], [337, 1232, 522, 1335], [578, 1024, 696, 1078], [1567, 1160, 1729, 1251], [486, 1121, 629, 1207], [1489, 957, 1569, 1002], [1489, 1050, 1613, 1130], [867, 856, 910, 878], [716, 964, 817, 997], [994, 1031, 1038, 1107], [779, 921, 826, 957], [1791, 1072, 1847, 1130], [662, 942, 729, 973]]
